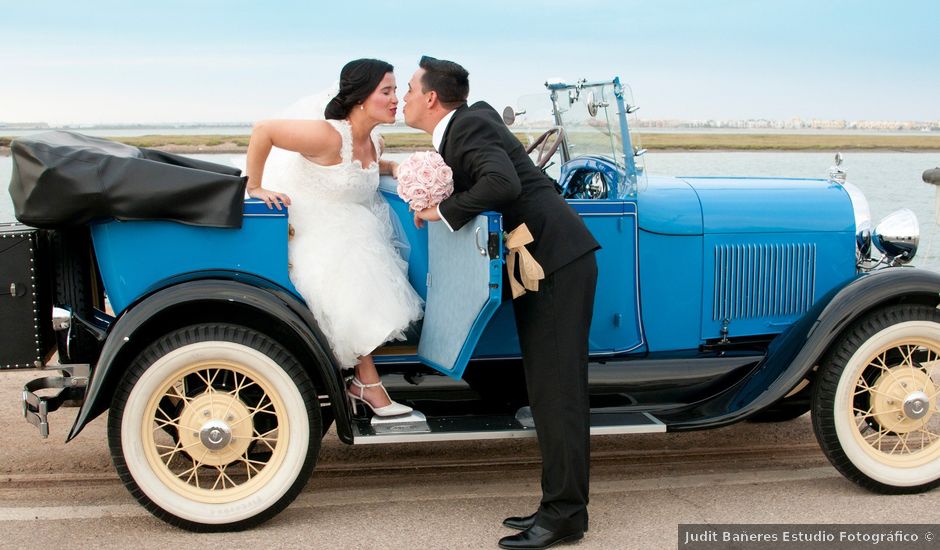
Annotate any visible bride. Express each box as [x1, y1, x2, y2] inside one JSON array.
[[246, 58, 423, 417]]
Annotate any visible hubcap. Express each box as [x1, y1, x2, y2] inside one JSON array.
[[200, 420, 233, 450], [904, 391, 931, 420]]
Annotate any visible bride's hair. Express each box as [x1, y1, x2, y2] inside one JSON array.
[[325, 58, 394, 120]]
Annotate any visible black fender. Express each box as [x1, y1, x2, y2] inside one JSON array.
[[67, 275, 352, 443], [658, 267, 940, 430]]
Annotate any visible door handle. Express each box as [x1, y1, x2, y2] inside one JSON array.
[[2, 282, 25, 297], [474, 227, 487, 256]]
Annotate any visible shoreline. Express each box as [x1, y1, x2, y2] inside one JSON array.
[[3, 132, 940, 155]]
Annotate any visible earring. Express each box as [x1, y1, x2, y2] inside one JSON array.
[[360, 105, 364, 111]]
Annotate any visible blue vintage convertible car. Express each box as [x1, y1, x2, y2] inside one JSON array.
[[4, 78, 939, 531]]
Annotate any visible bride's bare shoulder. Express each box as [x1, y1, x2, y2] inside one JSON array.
[[253, 119, 342, 158]]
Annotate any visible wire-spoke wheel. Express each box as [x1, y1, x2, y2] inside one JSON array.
[[813, 304, 940, 493], [109, 324, 321, 531]]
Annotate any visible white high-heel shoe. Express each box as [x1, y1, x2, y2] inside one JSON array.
[[347, 376, 413, 417]]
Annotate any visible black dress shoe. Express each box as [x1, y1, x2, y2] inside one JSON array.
[[503, 512, 538, 530], [498, 524, 584, 549], [504, 513, 589, 533]]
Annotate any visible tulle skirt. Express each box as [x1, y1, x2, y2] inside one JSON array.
[[287, 199, 424, 368]]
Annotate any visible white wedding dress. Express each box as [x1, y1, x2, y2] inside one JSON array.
[[269, 119, 423, 368]]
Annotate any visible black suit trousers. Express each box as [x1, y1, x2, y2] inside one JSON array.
[[511, 251, 597, 531]]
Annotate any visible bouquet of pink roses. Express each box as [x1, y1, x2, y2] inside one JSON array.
[[396, 151, 454, 211]]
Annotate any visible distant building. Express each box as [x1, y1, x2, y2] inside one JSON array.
[[624, 117, 938, 132], [0, 122, 50, 130]]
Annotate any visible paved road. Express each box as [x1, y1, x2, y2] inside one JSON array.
[[1, 370, 938, 549]]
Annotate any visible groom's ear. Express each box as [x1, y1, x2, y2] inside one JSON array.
[[426, 90, 439, 109]]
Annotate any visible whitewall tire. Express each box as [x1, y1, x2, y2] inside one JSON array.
[[812, 305, 940, 493], [108, 324, 320, 531]]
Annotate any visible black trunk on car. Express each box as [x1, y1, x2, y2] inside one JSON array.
[[0, 223, 55, 368]]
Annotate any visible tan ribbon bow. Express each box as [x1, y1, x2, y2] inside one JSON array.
[[505, 223, 545, 299]]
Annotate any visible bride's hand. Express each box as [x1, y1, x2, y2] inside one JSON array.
[[391, 161, 400, 179], [248, 186, 292, 210]]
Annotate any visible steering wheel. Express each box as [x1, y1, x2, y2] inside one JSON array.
[[525, 127, 565, 169]]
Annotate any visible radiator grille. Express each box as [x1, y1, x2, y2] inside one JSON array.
[[713, 243, 816, 321]]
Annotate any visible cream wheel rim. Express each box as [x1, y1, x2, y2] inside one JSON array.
[[843, 331, 940, 469], [141, 358, 290, 503]]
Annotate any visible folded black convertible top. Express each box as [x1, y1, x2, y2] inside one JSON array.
[[8, 131, 247, 229]]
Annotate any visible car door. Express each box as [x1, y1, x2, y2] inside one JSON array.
[[417, 212, 504, 379]]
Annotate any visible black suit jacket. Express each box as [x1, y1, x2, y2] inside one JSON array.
[[438, 102, 599, 276]]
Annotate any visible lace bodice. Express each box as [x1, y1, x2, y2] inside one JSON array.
[[278, 119, 382, 205]]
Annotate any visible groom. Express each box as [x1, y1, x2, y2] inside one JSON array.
[[404, 56, 599, 550]]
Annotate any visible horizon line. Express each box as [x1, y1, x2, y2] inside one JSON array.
[[3, 118, 940, 129]]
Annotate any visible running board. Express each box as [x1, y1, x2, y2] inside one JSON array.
[[352, 409, 666, 444]]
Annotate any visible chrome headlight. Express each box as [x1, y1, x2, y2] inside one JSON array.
[[873, 208, 919, 264]]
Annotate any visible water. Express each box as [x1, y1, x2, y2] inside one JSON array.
[[636, 127, 939, 136], [0, 126, 253, 138], [2, 150, 939, 270], [2, 125, 928, 138], [0, 123, 422, 138]]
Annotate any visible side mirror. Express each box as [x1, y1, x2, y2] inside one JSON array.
[[502, 106, 516, 126], [923, 167, 940, 225], [586, 92, 598, 117], [924, 167, 940, 185], [585, 91, 610, 118]]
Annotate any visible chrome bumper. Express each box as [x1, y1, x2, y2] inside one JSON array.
[[22, 364, 88, 438]]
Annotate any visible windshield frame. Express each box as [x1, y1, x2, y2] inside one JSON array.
[[546, 77, 639, 185]]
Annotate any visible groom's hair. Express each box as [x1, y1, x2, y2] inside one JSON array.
[[419, 56, 469, 109]]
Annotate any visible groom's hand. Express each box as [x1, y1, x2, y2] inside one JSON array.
[[413, 206, 441, 229]]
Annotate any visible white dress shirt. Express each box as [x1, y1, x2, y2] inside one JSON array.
[[432, 109, 456, 152], [433, 109, 457, 232]]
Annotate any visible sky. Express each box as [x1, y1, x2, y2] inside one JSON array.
[[1, 0, 938, 125]]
